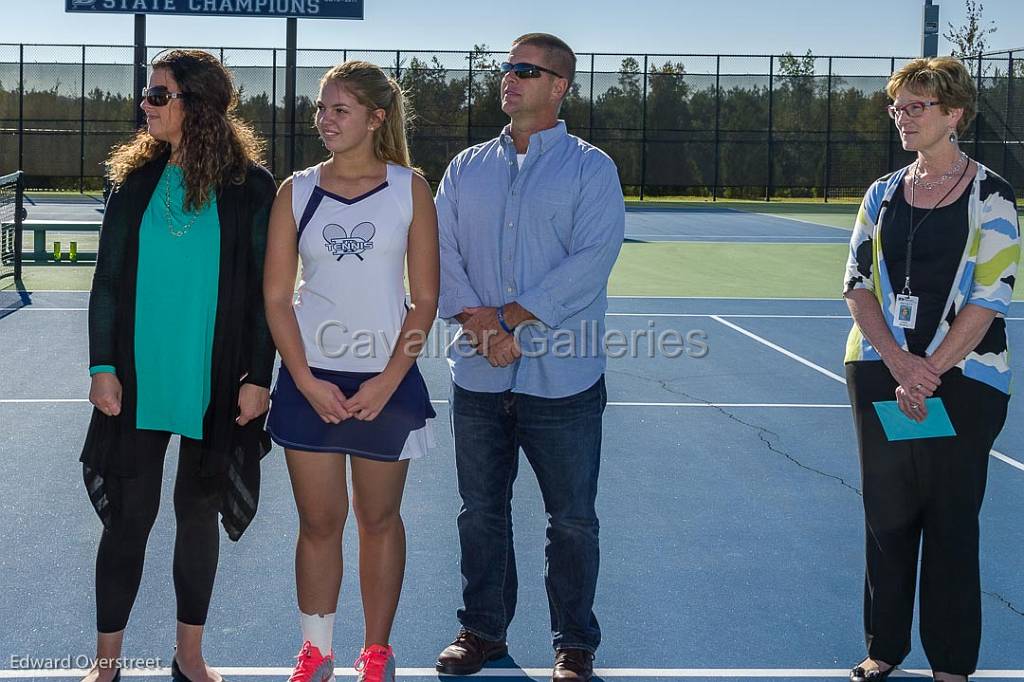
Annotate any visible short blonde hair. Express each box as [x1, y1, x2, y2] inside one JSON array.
[[886, 57, 977, 136]]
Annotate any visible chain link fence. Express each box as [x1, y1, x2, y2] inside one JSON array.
[[1, 44, 1020, 199]]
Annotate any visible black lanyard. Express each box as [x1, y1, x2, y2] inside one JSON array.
[[902, 160, 970, 295]]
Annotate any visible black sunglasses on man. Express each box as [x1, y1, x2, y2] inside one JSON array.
[[500, 61, 564, 79]]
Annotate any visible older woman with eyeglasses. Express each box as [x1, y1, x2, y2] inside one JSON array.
[[79, 50, 277, 682], [842, 57, 1020, 682]]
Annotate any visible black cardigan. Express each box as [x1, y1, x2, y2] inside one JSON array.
[[80, 152, 278, 541]]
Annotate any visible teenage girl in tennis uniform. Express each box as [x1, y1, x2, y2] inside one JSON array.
[[263, 60, 439, 682]]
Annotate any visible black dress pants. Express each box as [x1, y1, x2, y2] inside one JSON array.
[[846, 362, 1008, 675]]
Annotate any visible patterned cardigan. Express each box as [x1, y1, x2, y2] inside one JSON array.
[[843, 163, 1021, 394]]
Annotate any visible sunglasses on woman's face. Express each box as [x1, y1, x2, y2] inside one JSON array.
[[141, 87, 188, 107], [500, 61, 564, 79]]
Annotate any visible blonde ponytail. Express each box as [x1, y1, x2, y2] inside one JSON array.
[[319, 61, 416, 170]]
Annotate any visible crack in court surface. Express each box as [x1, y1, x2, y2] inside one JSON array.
[[610, 367, 1024, 620], [606, 368, 863, 496], [984, 590, 1024, 618]]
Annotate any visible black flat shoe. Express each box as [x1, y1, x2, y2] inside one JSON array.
[[170, 658, 226, 682], [170, 659, 190, 682], [850, 663, 895, 682]]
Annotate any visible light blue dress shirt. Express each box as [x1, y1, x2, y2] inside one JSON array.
[[436, 121, 625, 399]]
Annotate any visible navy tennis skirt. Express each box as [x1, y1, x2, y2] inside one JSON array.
[[267, 363, 435, 462]]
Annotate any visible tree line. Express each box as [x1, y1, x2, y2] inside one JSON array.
[[1, 47, 1021, 197]]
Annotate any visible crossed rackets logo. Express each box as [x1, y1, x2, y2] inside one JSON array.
[[323, 222, 375, 261]]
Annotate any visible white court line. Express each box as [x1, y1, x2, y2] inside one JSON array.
[[10, 309, 855, 317], [2, 668, 1023, 679], [607, 313, 851, 319], [14, 310, 1024, 323], [625, 234, 848, 239], [3, 310, 849, 317], [609, 402, 849, 408], [709, 315, 848, 384], [13, 292, 1024, 303], [991, 449, 1024, 472], [749, 211, 855, 232], [24, 219, 101, 225], [608, 296, 843, 300], [0, 399, 90, 403], [0, 398, 848, 409], [625, 240, 845, 246], [710, 315, 1024, 473]]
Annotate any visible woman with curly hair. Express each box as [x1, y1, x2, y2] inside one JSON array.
[[79, 49, 277, 682]]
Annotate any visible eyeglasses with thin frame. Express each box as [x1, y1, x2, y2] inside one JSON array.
[[500, 61, 564, 80], [887, 100, 941, 119], [141, 87, 188, 107]]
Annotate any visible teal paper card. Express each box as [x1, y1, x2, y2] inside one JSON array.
[[872, 398, 957, 441]]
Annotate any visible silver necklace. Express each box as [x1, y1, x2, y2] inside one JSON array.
[[163, 175, 200, 237], [912, 151, 968, 191]]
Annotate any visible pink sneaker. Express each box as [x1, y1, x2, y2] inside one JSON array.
[[354, 644, 396, 682], [288, 641, 334, 682]]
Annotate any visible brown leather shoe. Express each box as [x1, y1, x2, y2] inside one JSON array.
[[435, 628, 509, 675], [553, 648, 595, 681]]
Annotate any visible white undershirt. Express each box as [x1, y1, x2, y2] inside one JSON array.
[[516, 153, 526, 169]]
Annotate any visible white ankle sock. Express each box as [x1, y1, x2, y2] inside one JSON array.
[[300, 611, 336, 655]]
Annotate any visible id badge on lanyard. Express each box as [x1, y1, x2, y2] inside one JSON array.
[[894, 293, 919, 329], [894, 155, 969, 332]]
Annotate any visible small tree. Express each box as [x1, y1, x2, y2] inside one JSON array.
[[944, 0, 997, 57]]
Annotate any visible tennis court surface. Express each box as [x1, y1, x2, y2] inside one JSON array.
[[2, 289, 1023, 680], [18, 197, 858, 254]]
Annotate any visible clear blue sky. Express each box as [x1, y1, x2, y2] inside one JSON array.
[[3, 0, 1023, 57]]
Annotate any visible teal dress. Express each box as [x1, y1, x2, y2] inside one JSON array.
[[132, 164, 220, 439]]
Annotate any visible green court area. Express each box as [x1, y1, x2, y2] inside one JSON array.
[[13, 200, 1024, 299], [20, 241, 1024, 300]]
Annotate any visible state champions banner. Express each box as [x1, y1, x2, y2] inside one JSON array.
[[65, 0, 363, 20]]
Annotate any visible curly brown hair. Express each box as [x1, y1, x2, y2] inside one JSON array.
[[106, 49, 265, 211]]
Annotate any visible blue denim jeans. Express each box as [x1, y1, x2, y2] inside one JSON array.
[[451, 376, 606, 653]]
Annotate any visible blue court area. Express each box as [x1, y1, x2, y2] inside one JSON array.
[[19, 200, 852, 245], [1, 292, 1022, 680], [21, 196, 105, 222], [623, 207, 851, 243]]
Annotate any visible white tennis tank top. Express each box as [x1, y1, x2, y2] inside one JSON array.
[[291, 162, 414, 373]]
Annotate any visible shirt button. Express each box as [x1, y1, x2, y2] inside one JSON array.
[[507, 222, 514, 229], [507, 286, 514, 294]]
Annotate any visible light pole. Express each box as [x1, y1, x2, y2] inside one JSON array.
[[922, 0, 940, 57]]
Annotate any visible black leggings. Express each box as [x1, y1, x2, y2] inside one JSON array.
[[846, 362, 1008, 675], [95, 430, 222, 633]]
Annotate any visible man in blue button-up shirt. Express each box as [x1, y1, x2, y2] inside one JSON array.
[[434, 33, 625, 682]]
